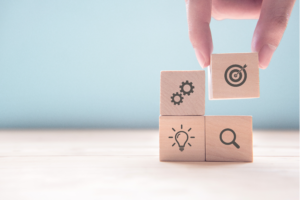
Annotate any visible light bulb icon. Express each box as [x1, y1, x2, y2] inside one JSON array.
[[175, 131, 188, 151], [169, 124, 195, 152]]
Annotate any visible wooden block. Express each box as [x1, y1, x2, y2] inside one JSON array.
[[209, 53, 260, 99], [160, 70, 205, 116], [205, 116, 253, 162], [159, 116, 205, 162]]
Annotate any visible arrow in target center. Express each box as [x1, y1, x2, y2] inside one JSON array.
[[233, 64, 247, 78]]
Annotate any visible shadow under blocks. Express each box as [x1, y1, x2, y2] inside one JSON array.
[[159, 53, 257, 162]]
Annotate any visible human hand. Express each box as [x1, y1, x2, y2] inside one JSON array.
[[186, 0, 296, 69]]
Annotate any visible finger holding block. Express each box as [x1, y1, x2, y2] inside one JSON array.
[[160, 70, 205, 116], [205, 116, 253, 162], [159, 116, 205, 162], [209, 53, 260, 99]]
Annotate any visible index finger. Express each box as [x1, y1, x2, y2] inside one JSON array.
[[186, 0, 213, 68]]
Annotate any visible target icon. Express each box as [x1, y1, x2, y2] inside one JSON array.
[[224, 64, 247, 87]]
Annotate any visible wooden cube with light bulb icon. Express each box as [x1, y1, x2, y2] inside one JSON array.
[[159, 116, 205, 162]]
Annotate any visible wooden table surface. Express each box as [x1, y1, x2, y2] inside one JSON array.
[[0, 130, 298, 200]]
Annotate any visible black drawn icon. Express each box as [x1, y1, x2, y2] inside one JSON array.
[[224, 64, 247, 87], [171, 92, 184, 105], [219, 128, 240, 149], [169, 124, 195, 152], [180, 80, 194, 95], [170, 80, 195, 105]]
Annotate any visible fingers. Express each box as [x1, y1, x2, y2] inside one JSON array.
[[251, 0, 296, 69], [212, 0, 262, 20], [186, 0, 213, 68]]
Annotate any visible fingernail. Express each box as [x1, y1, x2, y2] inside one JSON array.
[[194, 49, 207, 68], [258, 44, 276, 69]]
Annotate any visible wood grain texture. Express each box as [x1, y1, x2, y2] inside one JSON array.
[[0, 130, 298, 200], [206, 116, 253, 162], [160, 70, 205, 115], [159, 116, 205, 161], [209, 53, 260, 99]]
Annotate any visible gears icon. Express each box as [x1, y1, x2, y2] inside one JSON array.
[[180, 80, 194, 96], [170, 80, 195, 105], [171, 92, 184, 105]]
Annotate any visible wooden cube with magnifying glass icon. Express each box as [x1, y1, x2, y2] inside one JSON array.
[[208, 53, 260, 100], [159, 116, 205, 162], [205, 116, 253, 162]]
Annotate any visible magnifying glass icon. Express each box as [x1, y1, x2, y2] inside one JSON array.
[[220, 128, 240, 149]]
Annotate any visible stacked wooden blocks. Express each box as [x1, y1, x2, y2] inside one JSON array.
[[159, 53, 259, 162]]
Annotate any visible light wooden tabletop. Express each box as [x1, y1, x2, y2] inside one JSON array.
[[0, 130, 298, 200]]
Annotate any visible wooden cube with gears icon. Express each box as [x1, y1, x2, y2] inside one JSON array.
[[159, 116, 205, 162], [208, 53, 260, 99], [160, 70, 205, 116], [205, 116, 253, 162]]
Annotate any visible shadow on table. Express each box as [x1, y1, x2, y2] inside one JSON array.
[[160, 161, 251, 168]]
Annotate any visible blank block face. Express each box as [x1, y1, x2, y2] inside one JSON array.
[[160, 70, 205, 116], [205, 116, 253, 162], [209, 53, 259, 99], [159, 116, 205, 162]]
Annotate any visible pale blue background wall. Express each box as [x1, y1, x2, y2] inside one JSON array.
[[0, 0, 298, 129]]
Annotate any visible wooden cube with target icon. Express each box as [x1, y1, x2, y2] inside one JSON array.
[[208, 53, 260, 99], [159, 116, 205, 162], [160, 70, 205, 116], [205, 116, 253, 162]]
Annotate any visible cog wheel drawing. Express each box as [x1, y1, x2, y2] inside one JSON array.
[[180, 80, 195, 96], [171, 92, 184, 105]]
